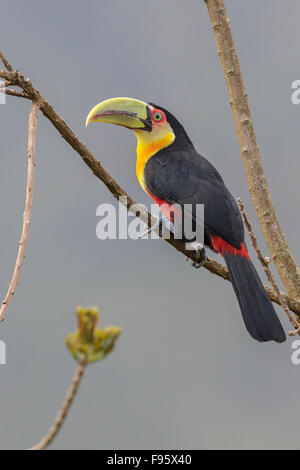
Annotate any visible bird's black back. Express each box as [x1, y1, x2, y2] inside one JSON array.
[[144, 143, 245, 250]]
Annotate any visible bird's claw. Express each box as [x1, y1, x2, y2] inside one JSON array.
[[139, 213, 175, 239], [191, 246, 207, 269], [139, 216, 160, 238]]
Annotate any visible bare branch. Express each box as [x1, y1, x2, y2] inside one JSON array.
[[29, 360, 87, 450], [0, 52, 299, 315], [204, 0, 300, 300], [0, 50, 13, 71], [0, 101, 38, 323], [238, 198, 300, 333], [0, 87, 30, 99], [264, 286, 300, 315]]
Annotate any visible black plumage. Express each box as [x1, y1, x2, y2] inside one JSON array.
[[145, 105, 286, 343]]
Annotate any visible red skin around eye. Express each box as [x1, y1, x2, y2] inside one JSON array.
[[151, 108, 167, 124]]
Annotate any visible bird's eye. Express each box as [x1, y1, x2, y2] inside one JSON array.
[[153, 112, 163, 121]]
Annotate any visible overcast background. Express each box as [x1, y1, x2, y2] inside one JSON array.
[[0, 0, 299, 450]]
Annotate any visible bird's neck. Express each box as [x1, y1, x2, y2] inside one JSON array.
[[134, 126, 175, 192]]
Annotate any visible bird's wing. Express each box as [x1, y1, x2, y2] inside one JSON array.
[[144, 149, 244, 249]]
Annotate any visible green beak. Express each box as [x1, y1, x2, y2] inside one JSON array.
[[85, 97, 152, 131]]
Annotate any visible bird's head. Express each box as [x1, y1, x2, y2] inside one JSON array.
[[86, 97, 193, 150]]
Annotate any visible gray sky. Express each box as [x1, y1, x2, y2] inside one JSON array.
[[0, 0, 299, 450]]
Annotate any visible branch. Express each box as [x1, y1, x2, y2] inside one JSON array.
[[0, 52, 299, 316], [0, 50, 13, 71], [238, 198, 300, 333], [29, 306, 121, 450], [29, 360, 87, 450], [0, 87, 30, 99], [204, 0, 300, 300], [0, 101, 38, 323]]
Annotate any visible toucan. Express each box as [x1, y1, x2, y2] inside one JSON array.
[[86, 97, 286, 343]]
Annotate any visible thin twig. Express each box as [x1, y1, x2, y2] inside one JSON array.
[[0, 101, 39, 323], [29, 360, 87, 450], [0, 52, 299, 315], [0, 87, 30, 99], [0, 50, 13, 71], [237, 198, 300, 334], [204, 0, 300, 300]]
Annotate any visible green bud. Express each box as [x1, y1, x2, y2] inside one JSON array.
[[65, 306, 121, 364]]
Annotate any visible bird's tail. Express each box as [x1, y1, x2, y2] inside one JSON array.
[[223, 253, 286, 343]]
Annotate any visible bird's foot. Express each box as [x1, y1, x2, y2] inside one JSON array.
[[139, 213, 175, 239], [159, 215, 175, 238], [189, 243, 207, 269], [139, 215, 159, 239]]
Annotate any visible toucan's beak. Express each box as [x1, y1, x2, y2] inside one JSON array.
[[85, 97, 152, 131]]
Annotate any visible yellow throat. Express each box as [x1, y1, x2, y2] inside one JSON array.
[[134, 125, 175, 192]]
